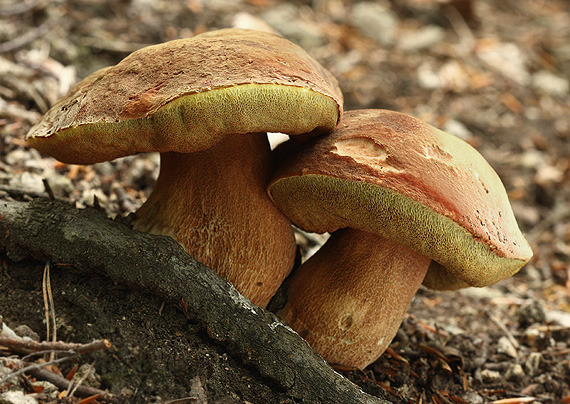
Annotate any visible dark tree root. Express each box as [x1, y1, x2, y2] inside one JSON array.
[[0, 198, 391, 404]]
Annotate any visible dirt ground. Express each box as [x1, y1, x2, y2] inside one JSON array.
[[0, 0, 569, 403]]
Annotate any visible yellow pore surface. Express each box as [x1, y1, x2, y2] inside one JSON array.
[[269, 174, 531, 288], [27, 83, 340, 164]]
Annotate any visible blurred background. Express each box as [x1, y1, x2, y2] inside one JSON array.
[[1, 0, 569, 402]]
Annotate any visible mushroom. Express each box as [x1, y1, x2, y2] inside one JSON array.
[[26, 28, 343, 308], [268, 109, 533, 368]]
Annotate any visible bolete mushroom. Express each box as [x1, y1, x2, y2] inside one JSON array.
[[26, 28, 343, 308], [268, 109, 533, 368]]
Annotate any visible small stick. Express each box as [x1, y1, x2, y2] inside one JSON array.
[[0, 354, 74, 384], [42, 179, 55, 200], [67, 362, 95, 398], [42, 261, 51, 344], [0, 337, 112, 356], [487, 311, 520, 350], [28, 366, 118, 402], [0, 0, 43, 16], [0, 22, 51, 53], [491, 398, 536, 404], [42, 260, 57, 362]]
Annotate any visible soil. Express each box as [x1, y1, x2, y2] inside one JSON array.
[[1, 0, 569, 403], [2, 261, 299, 404]]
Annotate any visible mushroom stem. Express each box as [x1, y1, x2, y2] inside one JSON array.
[[279, 227, 430, 369], [133, 133, 296, 308]]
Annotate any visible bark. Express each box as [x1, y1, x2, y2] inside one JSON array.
[[0, 198, 390, 404]]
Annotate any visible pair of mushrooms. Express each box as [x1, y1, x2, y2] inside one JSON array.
[[26, 28, 533, 369]]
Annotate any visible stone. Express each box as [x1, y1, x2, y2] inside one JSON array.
[[497, 336, 518, 358], [0, 391, 39, 404], [349, 2, 397, 46], [398, 25, 445, 52], [532, 70, 569, 97], [505, 364, 525, 381]]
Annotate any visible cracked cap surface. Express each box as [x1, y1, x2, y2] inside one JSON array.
[[269, 109, 533, 289]]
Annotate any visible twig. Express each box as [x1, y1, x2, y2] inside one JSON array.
[[163, 398, 199, 403], [28, 366, 118, 402], [0, 353, 75, 384], [0, 0, 45, 16], [0, 22, 51, 53], [0, 96, 42, 124], [487, 311, 520, 349], [42, 179, 55, 200], [42, 261, 50, 343], [42, 260, 57, 362], [0, 337, 112, 356], [525, 206, 569, 243], [0, 337, 115, 401], [67, 362, 95, 398], [491, 398, 536, 404], [444, 3, 476, 56]]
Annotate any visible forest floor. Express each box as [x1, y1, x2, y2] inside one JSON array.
[[0, 0, 569, 403]]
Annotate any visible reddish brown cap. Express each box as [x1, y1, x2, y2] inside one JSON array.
[[26, 28, 343, 164], [269, 109, 533, 289]]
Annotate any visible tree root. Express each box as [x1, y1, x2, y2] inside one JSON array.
[[0, 198, 390, 404]]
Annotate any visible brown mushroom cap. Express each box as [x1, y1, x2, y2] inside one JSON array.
[[269, 109, 532, 288], [26, 28, 342, 164], [25, 28, 344, 308], [268, 109, 532, 368]]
